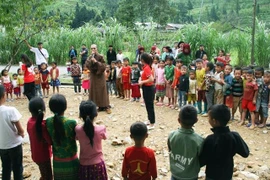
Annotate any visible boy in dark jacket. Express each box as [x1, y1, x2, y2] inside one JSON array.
[[177, 65, 189, 109], [109, 61, 117, 96], [200, 104, 249, 180]]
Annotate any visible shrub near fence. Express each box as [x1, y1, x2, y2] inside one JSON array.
[[0, 22, 269, 67]]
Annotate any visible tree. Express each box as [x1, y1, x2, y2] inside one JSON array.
[[236, 0, 240, 15], [152, 0, 176, 26], [0, 0, 56, 70], [210, 6, 219, 21], [115, 0, 136, 28], [187, 0, 193, 11]]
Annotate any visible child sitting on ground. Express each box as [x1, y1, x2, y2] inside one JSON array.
[[200, 104, 249, 180], [122, 122, 157, 180], [168, 105, 204, 180]]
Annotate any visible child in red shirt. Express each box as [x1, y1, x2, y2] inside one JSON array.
[[239, 69, 258, 129], [40, 63, 50, 98], [172, 59, 182, 110], [122, 122, 157, 180], [121, 57, 132, 100], [27, 97, 52, 180]]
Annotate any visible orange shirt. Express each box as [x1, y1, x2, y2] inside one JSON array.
[[122, 146, 157, 180], [172, 67, 182, 88], [34, 73, 41, 85]]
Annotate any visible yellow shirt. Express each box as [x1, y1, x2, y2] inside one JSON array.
[[17, 75, 24, 85], [196, 68, 206, 90]]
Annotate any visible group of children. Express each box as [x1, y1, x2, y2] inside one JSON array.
[[105, 58, 142, 102], [0, 61, 62, 101], [0, 84, 250, 179]]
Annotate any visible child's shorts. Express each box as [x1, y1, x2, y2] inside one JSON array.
[[122, 82, 131, 90], [188, 94, 196, 102], [242, 99, 256, 112], [261, 103, 269, 118], [174, 89, 178, 97], [50, 79, 61, 87]]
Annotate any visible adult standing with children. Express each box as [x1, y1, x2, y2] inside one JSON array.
[[139, 53, 155, 130], [24, 40, 49, 69], [20, 54, 35, 100], [86, 44, 111, 114]]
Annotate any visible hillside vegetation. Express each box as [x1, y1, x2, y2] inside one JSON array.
[[46, 0, 270, 30]]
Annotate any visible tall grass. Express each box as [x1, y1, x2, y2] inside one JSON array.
[[0, 21, 269, 67]]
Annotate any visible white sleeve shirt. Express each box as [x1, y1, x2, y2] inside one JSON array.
[[30, 47, 49, 65], [0, 105, 23, 149]]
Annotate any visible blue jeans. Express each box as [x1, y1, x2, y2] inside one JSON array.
[[35, 84, 42, 97], [178, 91, 187, 108], [106, 81, 111, 95], [0, 144, 23, 180], [110, 81, 117, 95]]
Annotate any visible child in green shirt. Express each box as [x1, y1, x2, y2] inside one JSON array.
[[168, 105, 204, 180]]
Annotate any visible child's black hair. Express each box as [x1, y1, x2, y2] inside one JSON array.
[[17, 68, 21, 74], [117, 60, 122, 64], [195, 59, 203, 63], [209, 104, 230, 126], [130, 122, 148, 141], [40, 62, 48, 68], [175, 59, 183, 64], [29, 97, 46, 141], [206, 62, 214, 71], [153, 55, 160, 61], [51, 62, 57, 66], [246, 69, 254, 75], [264, 71, 270, 76], [255, 67, 264, 76], [179, 105, 197, 126], [111, 61, 116, 65], [12, 73, 18, 77], [189, 70, 195, 74], [241, 67, 251, 72], [165, 55, 174, 61], [181, 65, 188, 70], [1, 69, 8, 76], [0, 85, 5, 99], [225, 64, 232, 70], [49, 94, 67, 145], [234, 67, 242, 74], [79, 100, 97, 147], [216, 62, 224, 68], [123, 57, 129, 62]]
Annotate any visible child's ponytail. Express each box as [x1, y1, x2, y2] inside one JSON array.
[[29, 97, 46, 142], [83, 116, 94, 147], [53, 113, 65, 145], [36, 109, 44, 141], [79, 100, 97, 147], [48, 94, 67, 146]]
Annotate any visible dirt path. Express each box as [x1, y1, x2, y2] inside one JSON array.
[[1, 87, 270, 180]]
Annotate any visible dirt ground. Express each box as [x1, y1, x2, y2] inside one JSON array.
[[1, 87, 270, 180]]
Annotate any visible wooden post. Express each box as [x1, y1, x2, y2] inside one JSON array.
[[251, 0, 257, 65]]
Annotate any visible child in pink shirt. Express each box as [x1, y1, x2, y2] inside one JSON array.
[[75, 100, 108, 180]]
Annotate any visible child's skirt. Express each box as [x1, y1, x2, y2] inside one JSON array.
[[14, 87, 20, 95], [165, 82, 174, 98], [42, 82, 50, 90], [50, 79, 61, 87], [36, 161, 53, 180], [131, 83, 141, 98], [79, 161, 108, 180], [156, 83, 165, 97], [3, 82, 13, 94], [82, 80, 90, 90]]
